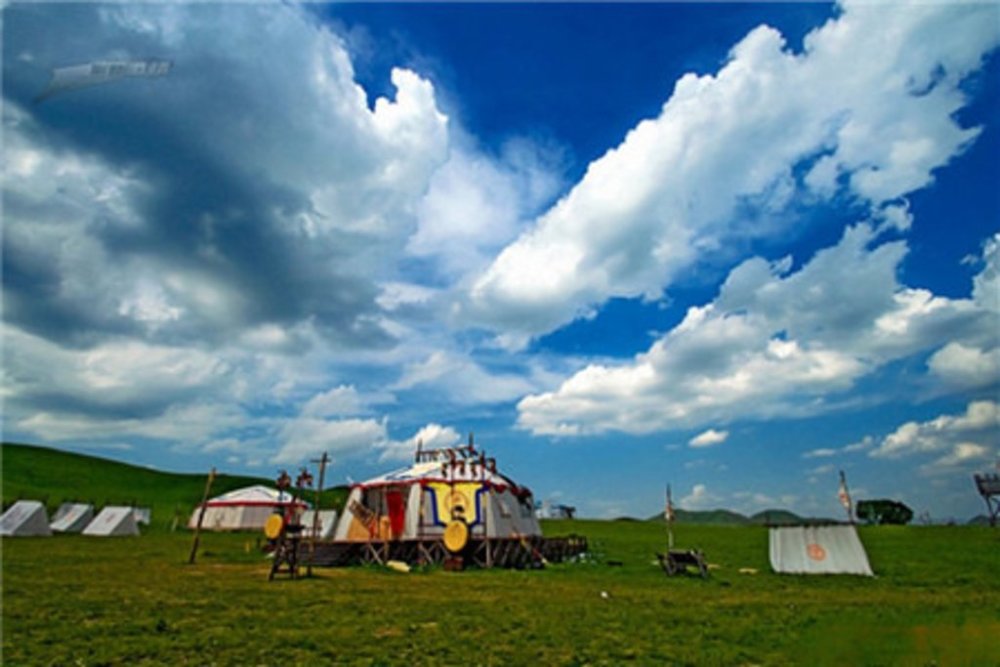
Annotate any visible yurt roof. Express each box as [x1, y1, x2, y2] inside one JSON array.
[[205, 484, 307, 507], [355, 454, 531, 496]]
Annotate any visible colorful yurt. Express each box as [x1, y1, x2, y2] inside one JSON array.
[[334, 442, 542, 565], [188, 485, 308, 531]]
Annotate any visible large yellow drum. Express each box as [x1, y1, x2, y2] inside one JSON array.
[[264, 514, 284, 540], [443, 519, 469, 553]]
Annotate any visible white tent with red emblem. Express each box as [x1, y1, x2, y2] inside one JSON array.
[[1, 500, 52, 537], [188, 485, 308, 532], [769, 524, 873, 575], [333, 444, 540, 543], [83, 505, 140, 536], [50, 502, 95, 533]]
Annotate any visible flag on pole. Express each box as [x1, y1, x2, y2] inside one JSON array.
[[838, 470, 852, 517]]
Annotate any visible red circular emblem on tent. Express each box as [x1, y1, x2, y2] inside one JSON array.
[[806, 543, 827, 561]]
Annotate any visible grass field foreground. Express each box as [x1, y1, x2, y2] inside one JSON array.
[[3, 520, 998, 666]]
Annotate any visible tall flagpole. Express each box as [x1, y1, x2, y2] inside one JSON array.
[[308, 452, 329, 578], [838, 470, 854, 524], [666, 484, 675, 550]]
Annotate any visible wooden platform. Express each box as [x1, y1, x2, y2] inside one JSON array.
[[304, 534, 588, 569]]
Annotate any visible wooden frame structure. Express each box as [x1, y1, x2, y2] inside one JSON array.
[[974, 473, 1000, 527], [269, 532, 303, 580], [306, 534, 587, 569], [656, 549, 708, 578]]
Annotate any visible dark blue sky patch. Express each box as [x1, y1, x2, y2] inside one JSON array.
[[325, 3, 836, 176]]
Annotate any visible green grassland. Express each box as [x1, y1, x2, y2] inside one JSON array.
[[3, 522, 998, 666], [3, 444, 999, 665]]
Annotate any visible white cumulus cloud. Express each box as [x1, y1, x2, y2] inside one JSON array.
[[680, 483, 721, 510], [374, 422, 463, 463], [273, 417, 388, 465], [467, 0, 999, 339], [517, 225, 997, 436], [689, 429, 729, 448], [869, 400, 999, 461], [928, 343, 1000, 390], [393, 350, 540, 406]]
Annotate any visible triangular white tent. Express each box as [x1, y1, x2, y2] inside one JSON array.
[[769, 524, 873, 576], [51, 502, 72, 523], [300, 510, 338, 540], [0, 500, 52, 537], [188, 485, 308, 532], [334, 446, 541, 543], [83, 506, 140, 536], [50, 503, 94, 533]]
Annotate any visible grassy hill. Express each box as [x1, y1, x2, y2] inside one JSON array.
[[647, 508, 752, 525], [646, 507, 842, 525], [1, 443, 347, 530], [749, 509, 805, 525]]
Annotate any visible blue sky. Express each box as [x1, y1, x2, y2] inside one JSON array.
[[3, 1, 998, 521]]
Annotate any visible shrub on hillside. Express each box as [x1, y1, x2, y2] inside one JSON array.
[[856, 499, 914, 525]]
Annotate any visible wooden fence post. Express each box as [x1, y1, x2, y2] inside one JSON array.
[[188, 468, 216, 565]]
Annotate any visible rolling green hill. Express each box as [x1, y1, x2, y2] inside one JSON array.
[[647, 508, 753, 525], [1, 443, 347, 530], [647, 507, 841, 525], [749, 509, 805, 525]]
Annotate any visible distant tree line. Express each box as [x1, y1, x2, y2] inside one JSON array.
[[856, 499, 913, 525]]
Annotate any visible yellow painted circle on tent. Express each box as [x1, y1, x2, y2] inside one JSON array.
[[443, 520, 469, 553], [264, 514, 284, 540]]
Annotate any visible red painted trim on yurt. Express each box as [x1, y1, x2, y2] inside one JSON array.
[[202, 500, 308, 508]]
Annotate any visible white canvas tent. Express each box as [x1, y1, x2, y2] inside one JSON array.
[[83, 506, 140, 536], [1, 500, 52, 537], [188, 485, 308, 532], [300, 510, 338, 540], [50, 503, 94, 533], [769, 524, 873, 576], [334, 446, 541, 543]]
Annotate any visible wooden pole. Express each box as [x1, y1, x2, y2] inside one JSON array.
[[482, 451, 492, 568], [308, 452, 329, 577], [188, 467, 216, 565], [666, 484, 675, 550]]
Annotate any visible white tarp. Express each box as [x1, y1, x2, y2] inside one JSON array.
[[769, 524, 873, 576], [0, 500, 52, 537], [132, 507, 152, 525], [299, 510, 338, 540], [50, 503, 94, 533], [83, 506, 140, 536]]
